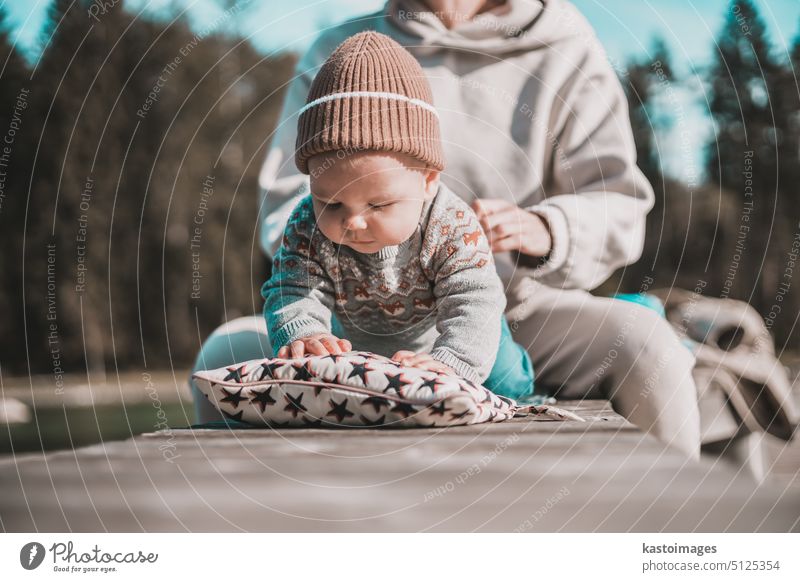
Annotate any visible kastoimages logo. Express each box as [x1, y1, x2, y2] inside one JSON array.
[[20, 542, 46, 570]]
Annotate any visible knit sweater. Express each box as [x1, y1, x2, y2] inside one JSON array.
[[261, 183, 506, 383]]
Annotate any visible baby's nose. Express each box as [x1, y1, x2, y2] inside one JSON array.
[[343, 214, 368, 231]]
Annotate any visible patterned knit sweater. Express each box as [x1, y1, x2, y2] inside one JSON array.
[[261, 184, 506, 382]]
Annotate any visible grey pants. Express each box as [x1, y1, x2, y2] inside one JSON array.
[[189, 279, 701, 460]]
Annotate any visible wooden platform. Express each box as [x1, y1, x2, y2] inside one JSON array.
[[1, 400, 797, 532]]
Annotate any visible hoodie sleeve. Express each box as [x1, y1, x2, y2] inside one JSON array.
[[518, 41, 654, 291]]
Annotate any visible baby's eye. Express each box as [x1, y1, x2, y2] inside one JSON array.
[[322, 201, 342, 209], [370, 202, 394, 210]]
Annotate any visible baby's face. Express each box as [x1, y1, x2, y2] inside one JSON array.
[[308, 151, 439, 254]]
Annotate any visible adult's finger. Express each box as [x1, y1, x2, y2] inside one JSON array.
[[489, 232, 523, 253], [481, 208, 522, 231], [472, 198, 514, 218], [337, 338, 352, 352], [484, 224, 516, 250]]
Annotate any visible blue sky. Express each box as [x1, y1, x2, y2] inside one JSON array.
[[2, 0, 799, 181], [4, 0, 798, 66]]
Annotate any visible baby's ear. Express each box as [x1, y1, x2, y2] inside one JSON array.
[[423, 166, 440, 200]]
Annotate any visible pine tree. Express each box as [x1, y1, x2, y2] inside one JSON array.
[[0, 7, 35, 372], [623, 37, 673, 185], [769, 22, 800, 348], [0, 0, 296, 375], [617, 38, 700, 292], [706, 0, 783, 315]]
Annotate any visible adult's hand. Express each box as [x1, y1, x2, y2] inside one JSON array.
[[472, 198, 552, 258]]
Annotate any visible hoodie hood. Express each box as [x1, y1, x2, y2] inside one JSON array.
[[386, 0, 577, 54]]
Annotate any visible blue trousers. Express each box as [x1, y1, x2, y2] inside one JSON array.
[[331, 314, 534, 400], [483, 316, 535, 400]]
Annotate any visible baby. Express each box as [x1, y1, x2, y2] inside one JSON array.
[[261, 31, 533, 398]]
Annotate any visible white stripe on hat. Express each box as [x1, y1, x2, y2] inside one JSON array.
[[297, 91, 439, 118]]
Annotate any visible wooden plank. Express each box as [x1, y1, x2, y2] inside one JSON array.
[[1, 400, 797, 532]]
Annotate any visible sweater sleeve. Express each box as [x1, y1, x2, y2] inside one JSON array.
[[261, 197, 335, 352], [516, 37, 654, 290], [423, 191, 506, 383]]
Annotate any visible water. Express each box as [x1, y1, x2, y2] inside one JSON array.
[[0, 402, 192, 454]]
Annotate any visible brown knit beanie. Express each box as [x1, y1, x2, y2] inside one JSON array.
[[295, 31, 445, 174]]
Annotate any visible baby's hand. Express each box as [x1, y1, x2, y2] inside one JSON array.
[[278, 334, 352, 359], [391, 350, 457, 376]]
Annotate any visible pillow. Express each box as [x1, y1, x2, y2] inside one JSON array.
[[192, 351, 583, 428]]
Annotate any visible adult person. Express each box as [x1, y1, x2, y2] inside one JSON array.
[[191, 0, 701, 460]]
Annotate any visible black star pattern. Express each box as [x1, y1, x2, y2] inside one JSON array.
[[362, 395, 391, 413], [347, 361, 371, 384], [204, 351, 516, 430], [449, 408, 471, 421], [283, 392, 308, 418], [383, 372, 411, 394], [249, 387, 277, 413], [327, 397, 354, 423], [359, 414, 386, 426], [420, 376, 445, 395], [222, 409, 244, 422], [258, 361, 284, 381], [391, 401, 417, 418], [458, 379, 480, 394], [223, 365, 247, 383], [292, 362, 315, 382], [220, 387, 247, 408], [428, 400, 451, 417]]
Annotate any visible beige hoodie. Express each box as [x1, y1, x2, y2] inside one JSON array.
[[258, 0, 654, 290]]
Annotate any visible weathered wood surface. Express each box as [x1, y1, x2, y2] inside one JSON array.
[[1, 400, 797, 532]]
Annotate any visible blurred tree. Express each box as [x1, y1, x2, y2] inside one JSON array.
[[611, 38, 738, 297], [706, 0, 784, 315], [623, 37, 672, 184], [0, 7, 35, 373], [769, 23, 800, 349], [0, 0, 295, 376]]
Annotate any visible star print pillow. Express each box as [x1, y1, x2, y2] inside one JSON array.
[[192, 350, 531, 428]]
